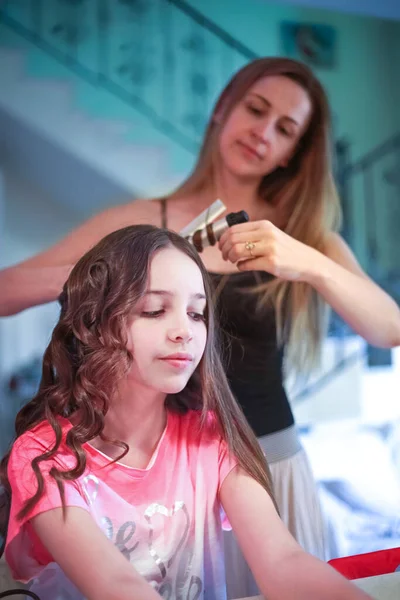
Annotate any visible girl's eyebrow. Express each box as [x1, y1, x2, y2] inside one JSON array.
[[146, 290, 206, 301]]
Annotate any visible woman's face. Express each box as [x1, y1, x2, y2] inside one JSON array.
[[218, 75, 312, 181]]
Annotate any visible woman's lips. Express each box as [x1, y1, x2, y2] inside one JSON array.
[[237, 141, 263, 160]]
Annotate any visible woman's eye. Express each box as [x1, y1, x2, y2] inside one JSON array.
[[141, 310, 164, 318], [247, 104, 263, 116], [279, 126, 293, 137]]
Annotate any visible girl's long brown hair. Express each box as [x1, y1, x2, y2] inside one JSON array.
[[171, 57, 342, 376], [0, 225, 275, 545]]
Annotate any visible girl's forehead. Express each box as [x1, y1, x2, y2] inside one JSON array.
[[148, 248, 206, 296]]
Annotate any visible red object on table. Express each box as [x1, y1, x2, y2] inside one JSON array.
[[329, 547, 400, 580]]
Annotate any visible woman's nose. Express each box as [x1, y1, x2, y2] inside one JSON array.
[[251, 118, 274, 144]]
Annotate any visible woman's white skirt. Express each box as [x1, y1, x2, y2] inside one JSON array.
[[224, 425, 328, 599]]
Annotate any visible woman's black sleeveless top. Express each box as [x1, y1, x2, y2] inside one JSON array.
[[209, 271, 294, 437]]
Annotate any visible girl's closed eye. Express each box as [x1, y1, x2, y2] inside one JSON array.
[[189, 311, 206, 322], [140, 309, 205, 321], [141, 309, 165, 318]]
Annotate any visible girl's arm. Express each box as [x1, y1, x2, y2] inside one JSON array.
[[31, 506, 161, 600], [220, 466, 372, 600], [0, 199, 159, 316]]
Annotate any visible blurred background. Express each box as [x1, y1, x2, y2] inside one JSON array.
[[0, 0, 399, 560]]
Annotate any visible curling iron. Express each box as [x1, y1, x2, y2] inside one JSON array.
[[180, 199, 249, 253]]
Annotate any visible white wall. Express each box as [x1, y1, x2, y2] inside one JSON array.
[[1, 161, 83, 264], [0, 163, 83, 378]]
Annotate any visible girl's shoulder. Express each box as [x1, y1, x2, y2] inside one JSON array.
[[10, 417, 73, 464], [173, 409, 222, 443]]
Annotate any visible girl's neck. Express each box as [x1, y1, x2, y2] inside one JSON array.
[[89, 385, 168, 467]]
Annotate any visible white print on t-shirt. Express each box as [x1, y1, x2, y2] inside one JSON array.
[[81, 474, 204, 599]]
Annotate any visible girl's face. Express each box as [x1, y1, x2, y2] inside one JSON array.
[[218, 75, 312, 180], [126, 247, 207, 395]]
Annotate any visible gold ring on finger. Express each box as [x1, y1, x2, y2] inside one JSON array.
[[245, 241, 256, 257]]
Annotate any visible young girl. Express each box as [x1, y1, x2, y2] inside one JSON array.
[[0, 225, 371, 600]]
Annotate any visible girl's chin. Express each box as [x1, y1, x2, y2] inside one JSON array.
[[159, 378, 191, 396]]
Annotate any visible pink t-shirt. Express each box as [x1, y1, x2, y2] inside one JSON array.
[[6, 409, 237, 600]]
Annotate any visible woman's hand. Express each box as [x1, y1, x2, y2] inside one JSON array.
[[219, 220, 323, 282], [220, 223, 400, 347]]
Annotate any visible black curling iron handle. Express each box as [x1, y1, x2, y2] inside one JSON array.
[[226, 210, 249, 227]]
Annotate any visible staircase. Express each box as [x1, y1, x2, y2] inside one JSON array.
[[0, 45, 176, 200], [0, 0, 256, 204]]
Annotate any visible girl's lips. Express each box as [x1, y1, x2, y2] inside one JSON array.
[[159, 357, 193, 370], [160, 353, 193, 361], [159, 353, 193, 370]]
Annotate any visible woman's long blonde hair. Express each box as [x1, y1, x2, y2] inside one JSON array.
[[172, 57, 342, 377]]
